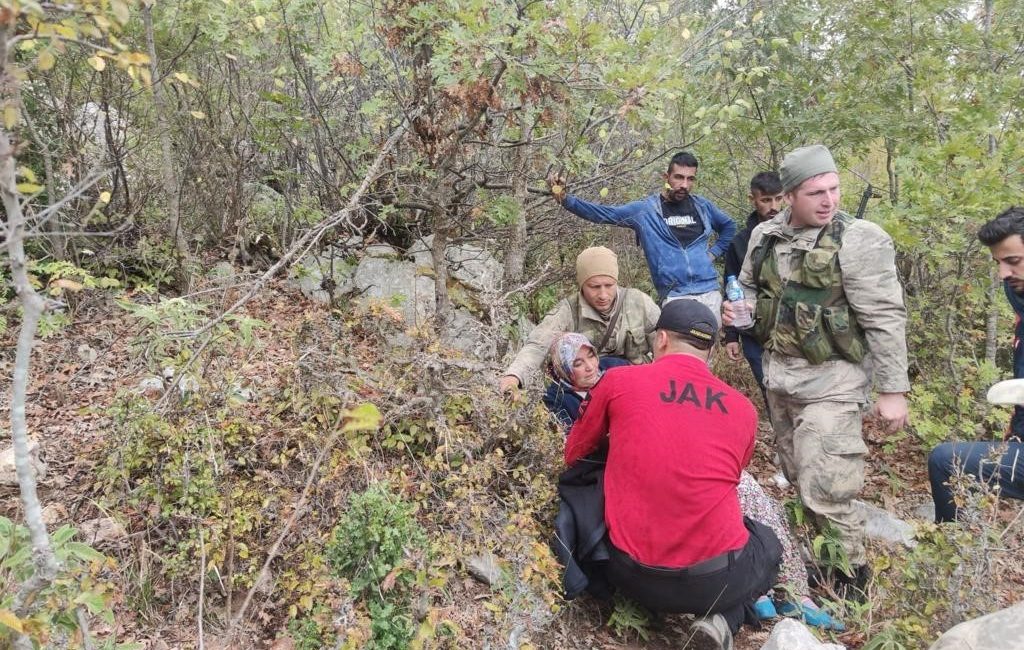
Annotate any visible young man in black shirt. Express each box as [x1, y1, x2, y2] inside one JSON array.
[[722, 172, 784, 396]]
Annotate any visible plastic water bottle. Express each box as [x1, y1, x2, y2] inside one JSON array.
[[726, 275, 753, 329]]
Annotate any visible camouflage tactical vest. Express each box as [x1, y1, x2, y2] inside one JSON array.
[[748, 212, 868, 365]]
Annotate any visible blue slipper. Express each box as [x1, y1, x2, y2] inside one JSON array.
[[777, 600, 845, 632], [754, 596, 778, 620]]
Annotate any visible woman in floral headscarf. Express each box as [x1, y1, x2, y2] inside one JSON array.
[[542, 332, 628, 428]]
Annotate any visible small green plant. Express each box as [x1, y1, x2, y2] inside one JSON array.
[[862, 626, 909, 650], [606, 595, 651, 642], [287, 605, 337, 650], [326, 483, 427, 650], [812, 524, 854, 579], [0, 517, 123, 647], [326, 483, 426, 596]]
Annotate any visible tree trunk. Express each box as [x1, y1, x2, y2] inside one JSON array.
[[430, 213, 451, 328], [143, 5, 191, 273], [497, 144, 530, 358], [982, 0, 998, 366], [1, 124, 62, 650]]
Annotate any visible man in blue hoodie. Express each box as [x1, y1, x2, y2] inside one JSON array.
[[550, 152, 736, 324], [929, 206, 1024, 521]]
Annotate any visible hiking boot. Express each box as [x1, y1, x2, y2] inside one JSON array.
[[833, 564, 871, 603], [689, 613, 734, 650], [806, 562, 871, 603]]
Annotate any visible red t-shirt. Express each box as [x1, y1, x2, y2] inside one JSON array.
[[565, 354, 757, 568]]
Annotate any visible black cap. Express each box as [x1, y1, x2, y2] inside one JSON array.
[[655, 299, 718, 349]]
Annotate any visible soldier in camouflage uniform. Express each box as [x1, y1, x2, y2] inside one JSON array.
[[499, 246, 660, 392], [724, 145, 910, 590]]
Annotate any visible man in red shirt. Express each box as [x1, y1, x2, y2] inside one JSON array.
[[566, 300, 782, 649]]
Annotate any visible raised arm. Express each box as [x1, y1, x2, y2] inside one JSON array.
[[562, 195, 648, 228]]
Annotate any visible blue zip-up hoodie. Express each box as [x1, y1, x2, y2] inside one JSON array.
[[563, 193, 736, 301], [1006, 281, 1024, 436]]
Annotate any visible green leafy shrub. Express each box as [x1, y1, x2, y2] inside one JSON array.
[[326, 483, 427, 649], [866, 474, 1009, 647], [0, 517, 122, 647]]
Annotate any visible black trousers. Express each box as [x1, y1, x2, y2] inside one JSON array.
[[607, 517, 782, 633]]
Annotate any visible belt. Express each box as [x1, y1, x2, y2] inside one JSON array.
[[611, 544, 744, 577], [684, 547, 743, 576]]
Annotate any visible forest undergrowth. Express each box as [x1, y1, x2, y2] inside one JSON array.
[[1, 273, 1023, 650]]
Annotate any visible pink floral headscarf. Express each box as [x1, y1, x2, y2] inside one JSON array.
[[548, 332, 596, 386]]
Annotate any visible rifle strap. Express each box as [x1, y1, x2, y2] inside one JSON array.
[[595, 293, 624, 351]]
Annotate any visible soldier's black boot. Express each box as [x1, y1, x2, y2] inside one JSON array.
[[833, 564, 871, 603]]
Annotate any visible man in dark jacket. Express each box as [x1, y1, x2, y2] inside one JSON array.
[[549, 152, 736, 324], [723, 172, 784, 397], [929, 206, 1024, 521]]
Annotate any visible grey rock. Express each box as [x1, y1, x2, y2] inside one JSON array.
[[244, 182, 286, 225], [911, 501, 936, 522], [408, 237, 434, 268], [408, 235, 502, 292], [365, 243, 399, 258], [929, 601, 1024, 650], [352, 257, 435, 325], [0, 439, 46, 486], [78, 517, 128, 545], [228, 383, 254, 403], [443, 308, 497, 360], [75, 101, 123, 151], [288, 251, 356, 303], [207, 261, 236, 287], [856, 500, 917, 548], [77, 343, 98, 364], [466, 552, 503, 586], [138, 376, 165, 396], [760, 619, 846, 650]]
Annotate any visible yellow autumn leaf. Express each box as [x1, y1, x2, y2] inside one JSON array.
[[3, 105, 17, 129], [37, 50, 55, 71], [341, 403, 382, 433], [99, 191, 112, 204], [110, 0, 130, 25], [17, 166, 37, 183], [18, 39, 37, 51], [190, 110, 206, 119], [88, 56, 106, 72], [682, 28, 692, 40], [16, 182, 43, 194], [599, 187, 609, 198], [0, 609, 24, 633], [52, 278, 85, 293], [173, 72, 190, 83]]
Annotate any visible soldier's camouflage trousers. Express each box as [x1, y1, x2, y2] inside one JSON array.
[[766, 395, 868, 568]]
